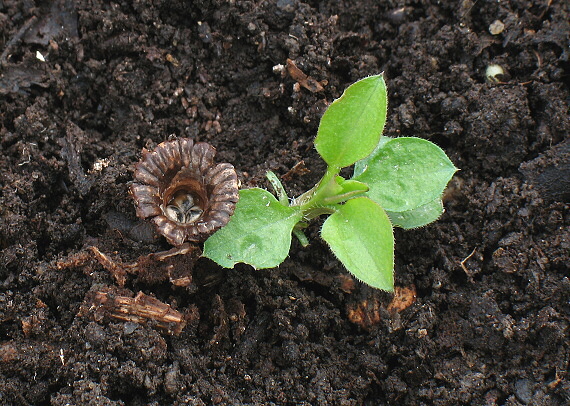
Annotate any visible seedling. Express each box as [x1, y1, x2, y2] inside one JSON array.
[[204, 75, 457, 291]]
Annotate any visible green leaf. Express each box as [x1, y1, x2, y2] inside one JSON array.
[[321, 197, 394, 291], [315, 75, 387, 169], [203, 188, 303, 269], [387, 197, 444, 229], [353, 136, 391, 177], [352, 137, 457, 212]]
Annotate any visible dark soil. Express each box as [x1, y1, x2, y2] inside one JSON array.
[[1, 0, 569, 405]]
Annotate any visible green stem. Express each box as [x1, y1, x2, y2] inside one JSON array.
[[302, 206, 336, 221], [293, 228, 309, 247], [266, 171, 289, 206], [294, 165, 340, 210], [321, 189, 368, 205]]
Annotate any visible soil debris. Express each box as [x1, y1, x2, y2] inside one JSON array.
[[80, 288, 193, 336]]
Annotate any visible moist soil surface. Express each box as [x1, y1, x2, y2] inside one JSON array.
[[1, 1, 569, 405]]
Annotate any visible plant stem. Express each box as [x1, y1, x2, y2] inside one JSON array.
[[293, 228, 309, 247], [321, 189, 368, 205], [294, 165, 339, 210], [266, 171, 289, 205]]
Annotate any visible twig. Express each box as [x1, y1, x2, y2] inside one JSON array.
[[83, 289, 189, 335], [460, 247, 478, 283]]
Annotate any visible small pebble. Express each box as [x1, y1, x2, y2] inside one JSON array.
[[515, 378, 533, 404], [489, 20, 505, 35], [123, 322, 139, 335], [486, 64, 504, 83]]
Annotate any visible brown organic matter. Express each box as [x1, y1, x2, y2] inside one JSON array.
[[131, 138, 239, 246], [0, 0, 568, 405], [81, 288, 191, 336]]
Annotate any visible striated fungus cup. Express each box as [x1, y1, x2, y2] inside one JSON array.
[[130, 138, 239, 246]]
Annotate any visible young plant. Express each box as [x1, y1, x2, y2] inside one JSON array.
[[203, 75, 457, 291]]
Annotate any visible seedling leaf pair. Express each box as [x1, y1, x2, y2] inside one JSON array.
[[204, 75, 457, 291]]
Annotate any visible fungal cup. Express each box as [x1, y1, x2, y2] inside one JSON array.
[[131, 138, 239, 246]]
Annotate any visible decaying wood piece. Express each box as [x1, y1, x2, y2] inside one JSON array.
[[286, 58, 324, 93], [81, 288, 195, 336]]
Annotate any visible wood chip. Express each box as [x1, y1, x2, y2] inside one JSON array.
[[286, 59, 324, 93], [83, 288, 189, 335]]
